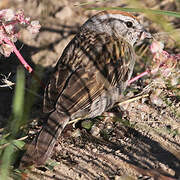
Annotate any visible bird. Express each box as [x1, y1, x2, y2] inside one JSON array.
[[21, 10, 151, 167]]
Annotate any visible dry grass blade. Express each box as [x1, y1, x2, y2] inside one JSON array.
[[0, 136, 28, 150]]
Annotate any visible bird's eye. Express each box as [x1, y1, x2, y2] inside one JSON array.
[[125, 21, 133, 28]]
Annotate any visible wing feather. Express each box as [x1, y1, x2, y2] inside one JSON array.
[[43, 31, 135, 116]]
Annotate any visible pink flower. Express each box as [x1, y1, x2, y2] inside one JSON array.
[[0, 43, 13, 57], [129, 40, 179, 84], [149, 40, 178, 77], [0, 9, 15, 21], [150, 40, 164, 54], [15, 9, 29, 24], [0, 8, 41, 73], [27, 20, 41, 34], [0, 30, 5, 44]]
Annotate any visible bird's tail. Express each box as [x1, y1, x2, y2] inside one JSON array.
[[20, 111, 69, 167]]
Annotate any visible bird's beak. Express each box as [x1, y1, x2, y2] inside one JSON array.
[[140, 30, 152, 40]]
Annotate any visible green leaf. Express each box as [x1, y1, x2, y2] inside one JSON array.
[[11, 67, 25, 136], [86, 7, 180, 18], [0, 138, 9, 156], [0, 137, 8, 145], [81, 120, 93, 130], [0, 144, 14, 179], [0, 68, 25, 180], [12, 140, 25, 150], [113, 117, 135, 128], [75, 0, 110, 6], [45, 159, 59, 170]]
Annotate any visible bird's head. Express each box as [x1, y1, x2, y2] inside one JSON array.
[[82, 10, 151, 46]]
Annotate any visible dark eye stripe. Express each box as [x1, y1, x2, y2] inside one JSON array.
[[101, 17, 124, 24], [101, 17, 135, 29]]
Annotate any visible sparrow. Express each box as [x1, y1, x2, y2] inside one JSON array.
[[21, 10, 151, 166]]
